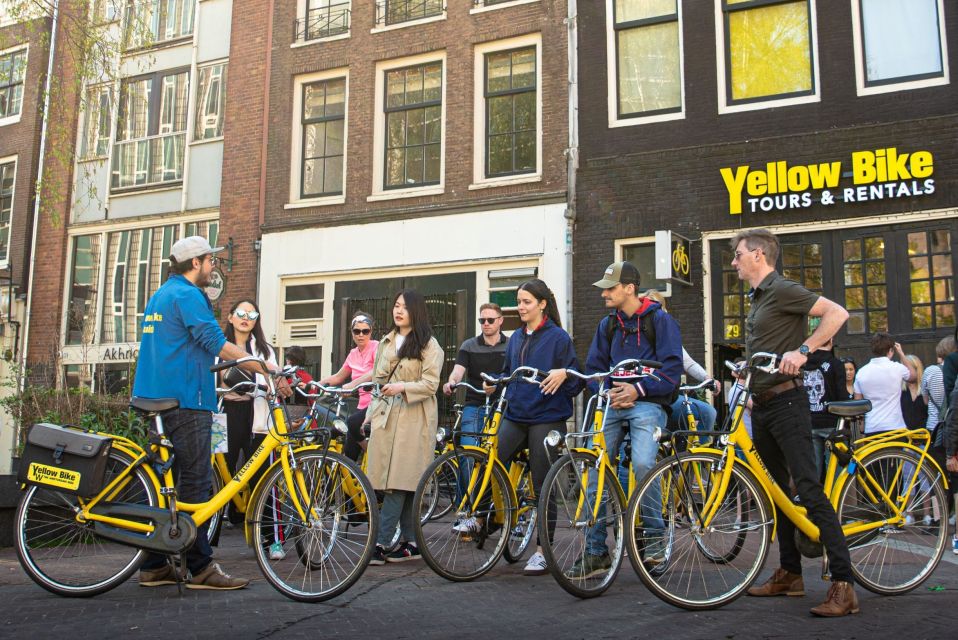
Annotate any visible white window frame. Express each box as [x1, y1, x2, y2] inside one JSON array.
[[370, 0, 446, 34], [0, 155, 17, 269], [471, 34, 542, 189], [614, 235, 673, 298], [80, 84, 114, 160], [470, 0, 540, 15], [851, 0, 950, 96], [0, 44, 28, 127], [715, 0, 821, 115], [605, 0, 686, 128], [369, 51, 446, 202], [293, 0, 352, 47], [192, 59, 228, 143], [288, 67, 349, 208]]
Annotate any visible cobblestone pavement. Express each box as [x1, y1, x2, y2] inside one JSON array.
[[1, 525, 956, 640]]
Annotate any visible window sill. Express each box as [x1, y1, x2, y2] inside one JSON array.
[[468, 174, 540, 190], [470, 0, 539, 15], [110, 182, 183, 197], [77, 155, 109, 164], [291, 32, 351, 48], [371, 13, 446, 34], [121, 35, 194, 57], [285, 195, 346, 209], [609, 109, 684, 128], [718, 92, 819, 115], [190, 136, 224, 146], [367, 185, 444, 202], [0, 114, 23, 128]]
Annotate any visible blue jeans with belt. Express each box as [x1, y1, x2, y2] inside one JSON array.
[[141, 408, 214, 576]]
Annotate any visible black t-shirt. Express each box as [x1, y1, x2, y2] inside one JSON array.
[[900, 389, 928, 430], [455, 333, 509, 406], [802, 349, 847, 430]]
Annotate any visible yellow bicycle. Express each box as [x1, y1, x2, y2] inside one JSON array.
[[625, 351, 950, 609], [14, 356, 379, 602]]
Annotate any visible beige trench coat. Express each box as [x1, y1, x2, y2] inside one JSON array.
[[365, 332, 444, 492]]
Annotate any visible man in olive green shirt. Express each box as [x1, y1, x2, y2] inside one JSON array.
[[733, 228, 859, 618]]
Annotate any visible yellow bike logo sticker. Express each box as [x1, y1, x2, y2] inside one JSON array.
[[27, 463, 81, 491], [672, 244, 690, 277]]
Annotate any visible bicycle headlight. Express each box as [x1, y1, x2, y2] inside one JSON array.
[[332, 419, 349, 435], [436, 427, 448, 443], [544, 430, 563, 448]]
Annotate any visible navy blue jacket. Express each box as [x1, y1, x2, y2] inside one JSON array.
[[585, 299, 682, 408], [133, 274, 227, 411], [501, 319, 584, 423]]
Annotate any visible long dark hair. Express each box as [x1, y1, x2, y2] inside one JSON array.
[[224, 299, 272, 359], [517, 279, 562, 329], [392, 289, 432, 360]]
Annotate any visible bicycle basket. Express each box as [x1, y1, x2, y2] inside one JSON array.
[[17, 423, 113, 497]]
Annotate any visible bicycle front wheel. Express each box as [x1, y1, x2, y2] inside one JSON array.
[[15, 449, 159, 597], [413, 448, 514, 581], [626, 453, 772, 610], [251, 450, 378, 602], [837, 448, 948, 595], [538, 451, 625, 599]]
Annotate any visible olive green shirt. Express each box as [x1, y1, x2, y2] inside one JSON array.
[[745, 271, 819, 394]]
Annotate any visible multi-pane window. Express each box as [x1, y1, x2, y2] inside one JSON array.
[[719, 247, 751, 342], [378, 0, 443, 26], [112, 69, 189, 190], [0, 160, 14, 263], [722, 0, 814, 104], [67, 235, 103, 345], [194, 63, 227, 140], [124, 0, 195, 50], [0, 48, 27, 120], [489, 269, 534, 332], [621, 243, 669, 292], [613, 0, 681, 118], [907, 230, 954, 330], [298, 1, 350, 41], [384, 62, 442, 189], [284, 283, 325, 320], [781, 242, 823, 334], [302, 78, 345, 198], [83, 86, 112, 158], [843, 236, 887, 335], [485, 47, 536, 177], [93, 0, 121, 22], [858, 0, 945, 87]]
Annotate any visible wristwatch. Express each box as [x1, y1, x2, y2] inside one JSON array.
[[798, 344, 810, 356]]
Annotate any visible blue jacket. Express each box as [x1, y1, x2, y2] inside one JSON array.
[[585, 299, 682, 408], [132, 274, 227, 411], [501, 319, 584, 424]]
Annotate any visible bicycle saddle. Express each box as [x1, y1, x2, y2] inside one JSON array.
[[129, 397, 180, 414], [825, 399, 871, 417]]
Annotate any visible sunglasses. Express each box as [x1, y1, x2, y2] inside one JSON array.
[[352, 328, 372, 336], [478, 317, 501, 325], [233, 309, 260, 321]]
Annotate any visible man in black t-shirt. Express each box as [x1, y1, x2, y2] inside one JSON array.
[[802, 336, 847, 480]]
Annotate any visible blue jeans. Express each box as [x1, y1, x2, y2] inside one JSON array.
[[587, 402, 666, 556], [378, 490, 415, 547], [456, 404, 488, 500], [668, 396, 717, 432], [141, 408, 214, 575]]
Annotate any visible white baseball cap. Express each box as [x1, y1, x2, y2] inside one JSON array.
[[171, 236, 224, 262]]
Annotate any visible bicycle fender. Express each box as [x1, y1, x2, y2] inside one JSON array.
[[831, 441, 950, 502]]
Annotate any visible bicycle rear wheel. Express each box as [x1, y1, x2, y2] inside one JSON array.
[[504, 461, 537, 563], [413, 449, 513, 581], [15, 449, 159, 597], [538, 451, 625, 598], [837, 448, 948, 595], [251, 450, 378, 602], [419, 456, 458, 522], [626, 452, 771, 610]]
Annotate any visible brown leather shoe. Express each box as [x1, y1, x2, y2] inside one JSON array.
[[746, 568, 805, 597], [186, 563, 250, 590], [810, 580, 860, 617]]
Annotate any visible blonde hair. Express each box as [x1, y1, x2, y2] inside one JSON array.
[[643, 289, 668, 312], [903, 354, 923, 390]]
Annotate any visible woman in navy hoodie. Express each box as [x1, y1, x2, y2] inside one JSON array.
[[485, 278, 583, 576]]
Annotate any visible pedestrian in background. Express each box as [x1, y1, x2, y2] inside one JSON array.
[[840, 357, 857, 400], [802, 335, 846, 480], [900, 354, 927, 430], [853, 333, 918, 434]]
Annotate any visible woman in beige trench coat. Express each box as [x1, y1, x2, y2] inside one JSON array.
[[366, 289, 444, 564]]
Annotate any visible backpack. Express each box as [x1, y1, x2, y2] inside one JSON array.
[[605, 310, 679, 406]]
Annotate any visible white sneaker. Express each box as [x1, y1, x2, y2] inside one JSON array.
[[269, 542, 286, 561], [904, 514, 916, 526], [453, 517, 481, 534], [949, 514, 956, 526], [922, 514, 933, 526], [523, 551, 548, 576], [952, 536, 958, 556]]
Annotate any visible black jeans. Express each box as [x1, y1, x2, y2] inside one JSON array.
[[496, 418, 561, 545], [750, 387, 853, 582], [344, 408, 369, 462], [141, 408, 214, 576]]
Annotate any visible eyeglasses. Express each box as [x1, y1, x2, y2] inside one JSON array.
[[352, 328, 372, 335], [733, 248, 760, 260], [205, 255, 218, 266], [478, 317, 501, 325], [233, 309, 260, 321]]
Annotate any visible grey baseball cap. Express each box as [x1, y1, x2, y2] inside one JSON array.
[[593, 261, 641, 289], [171, 236, 224, 262]]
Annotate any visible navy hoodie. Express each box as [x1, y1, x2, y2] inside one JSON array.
[[501, 318, 584, 423], [584, 299, 682, 408]]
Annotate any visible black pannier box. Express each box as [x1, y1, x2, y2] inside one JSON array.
[[18, 423, 113, 497]]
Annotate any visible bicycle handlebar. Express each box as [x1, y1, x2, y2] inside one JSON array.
[[480, 366, 544, 386], [679, 379, 716, 393], [451, 381, 487, 395], [724, 352, 780, 376], [564, 358, 663, 383]]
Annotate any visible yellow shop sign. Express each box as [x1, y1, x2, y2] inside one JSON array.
[[27, 463, 81, 491], [720, 147, 935, 215]]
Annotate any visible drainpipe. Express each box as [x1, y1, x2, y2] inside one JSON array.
[[255, 0, 276, 304], [566, 0, 580, 425], [21, 0, 61, 392], [180, 0, 203, 213]]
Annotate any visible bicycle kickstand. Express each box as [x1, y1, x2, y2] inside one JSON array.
[[820, 549, 831, 582]]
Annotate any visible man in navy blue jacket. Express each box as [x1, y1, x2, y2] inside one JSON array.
[[134, 236, 289, 590], [567, 261, 682, 579]]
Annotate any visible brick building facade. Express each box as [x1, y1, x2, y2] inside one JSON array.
[[573, 1, 957, 383]]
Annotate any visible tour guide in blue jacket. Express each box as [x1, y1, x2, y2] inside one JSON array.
[[568, 261, 683, 580], [133, 236, 287, 591]]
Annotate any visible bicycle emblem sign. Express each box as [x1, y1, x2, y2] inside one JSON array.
[[655, 230, 693, 286]]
